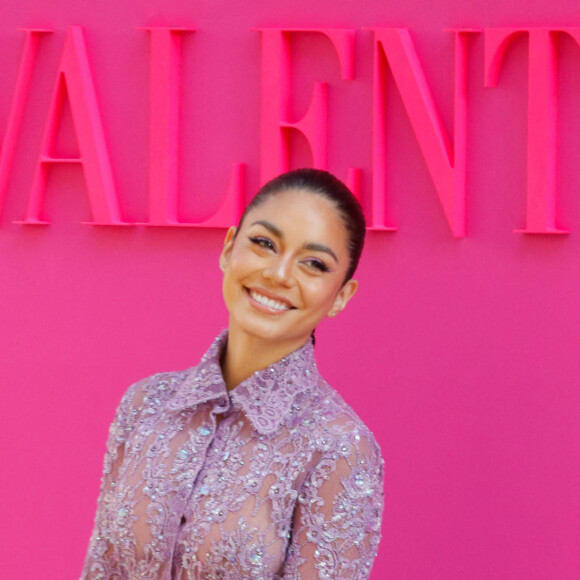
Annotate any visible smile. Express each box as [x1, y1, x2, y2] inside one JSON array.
[[248, 289, 294, 311]]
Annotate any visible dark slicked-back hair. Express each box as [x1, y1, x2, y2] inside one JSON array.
[[236, 168, 366, 284]]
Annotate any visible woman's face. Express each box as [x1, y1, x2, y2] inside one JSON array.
[[220, 189, 358, 353]]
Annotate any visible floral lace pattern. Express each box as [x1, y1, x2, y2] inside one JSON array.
[[82, 332, 384, 579]]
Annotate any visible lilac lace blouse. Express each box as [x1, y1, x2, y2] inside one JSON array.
[[82, 332, 384, 579]]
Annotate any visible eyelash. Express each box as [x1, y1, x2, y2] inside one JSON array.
[[248, 236, 330, 273], [249, 236, 275, 250], [304, 259, 330, 273]]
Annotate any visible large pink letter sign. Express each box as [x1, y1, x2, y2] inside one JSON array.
[[20, 27, 126, 225], [258, 28, 355, 183], [1, 5, 580, 580], [485, 27, 580, 234], [370, 29, 477, 235], [143, 26, 245, 228], [0, 29, 49, 217]]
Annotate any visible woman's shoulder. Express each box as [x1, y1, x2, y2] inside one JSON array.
[[295, 376, 383, 457], [116, 366, 196, 415]]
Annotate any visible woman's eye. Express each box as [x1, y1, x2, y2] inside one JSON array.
[[304, 258, 330, 273], [249, 236, 275, 251]]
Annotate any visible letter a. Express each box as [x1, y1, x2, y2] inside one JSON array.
[[20, 26, 126, 225]]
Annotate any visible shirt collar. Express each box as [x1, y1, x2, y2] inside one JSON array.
[[168, 330, 319, 435]]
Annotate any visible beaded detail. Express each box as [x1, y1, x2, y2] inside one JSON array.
[[81, 331, 384, 579]]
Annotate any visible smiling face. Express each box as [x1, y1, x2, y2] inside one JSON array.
[[220, 189, 358, 356]]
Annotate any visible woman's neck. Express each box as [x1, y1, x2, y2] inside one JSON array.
[[221, 326, 308, 391]]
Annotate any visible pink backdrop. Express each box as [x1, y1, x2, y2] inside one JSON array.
[[1, 0, 580, 578]]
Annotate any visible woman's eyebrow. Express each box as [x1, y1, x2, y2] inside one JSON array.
[[251, 220, 283, 238], [251, 219, 338, 263], [304, 242, 338, 263]]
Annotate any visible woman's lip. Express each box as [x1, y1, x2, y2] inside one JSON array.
[[246, 287, 296, 311]]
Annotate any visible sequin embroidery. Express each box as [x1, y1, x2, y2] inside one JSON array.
[[81, 331, 384, 579]]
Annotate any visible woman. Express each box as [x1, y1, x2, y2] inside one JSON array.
[[82, 168, 384, 579]]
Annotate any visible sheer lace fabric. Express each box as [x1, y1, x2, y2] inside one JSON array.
[[82, 332, 384, 579]]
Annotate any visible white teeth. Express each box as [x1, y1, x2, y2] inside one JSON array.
[[250, 290, 291, 311]]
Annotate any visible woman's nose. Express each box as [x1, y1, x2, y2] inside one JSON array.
[[263, 255, 294, 286]]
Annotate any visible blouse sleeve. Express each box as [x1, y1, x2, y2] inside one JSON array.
[[81, 378, 148, 579], [282, 427, 384, 580]]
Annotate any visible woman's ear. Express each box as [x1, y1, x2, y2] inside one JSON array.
[[219, 227, 237, 271], [327, 279, 358, 317]]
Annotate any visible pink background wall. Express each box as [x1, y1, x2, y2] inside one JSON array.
[[1, 0, 580, 578]]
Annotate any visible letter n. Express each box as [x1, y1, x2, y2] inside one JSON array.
[[369, 28, 477, 236]]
